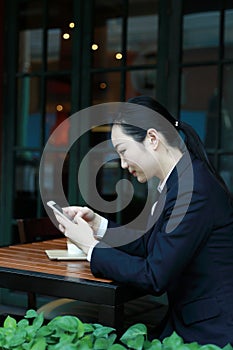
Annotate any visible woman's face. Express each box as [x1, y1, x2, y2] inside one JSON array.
[[111, 125, 158, 183]]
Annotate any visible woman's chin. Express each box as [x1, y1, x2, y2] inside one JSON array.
[[136, 175, 147, 183]]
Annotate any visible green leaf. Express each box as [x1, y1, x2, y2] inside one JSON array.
[[83, 323, 95, 334], [108, 345, 127, 350], [120, 324, 147, 343], [26, 324, 39, 340], [199, 345, 222, 350], [94, 337, 109, 349], [162, 331, 183, 348], [31, 337, 47, 350], [32, 312, 45, 330], [93, 326, 115, 338], [176, 345, 197, 350], [121, 334, 144, 350], [18, 319, 30, 328], [58, 332, 77, 343], [3, 315, 17, 329], [144, 339, 162, 350], [25, 309, 39, 319], [78, 334, 94, 348], [51, 343, 78, 350], [49, 315, 80, 333], [222, 344, 233, 350], [37, 325, 54, 337], [107, 333, 117, 346], [6, 331, 27, 347], [184, 342, 200, 350]]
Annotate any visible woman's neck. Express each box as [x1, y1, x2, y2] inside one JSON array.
[[159, 147, 183, 181]]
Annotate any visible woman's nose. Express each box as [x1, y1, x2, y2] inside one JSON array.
[[121, 158, 128, 169]]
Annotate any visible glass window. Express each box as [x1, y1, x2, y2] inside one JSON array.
[[127, 0, 158, 67], [180, 66, 218, 144], [45, 76, 71, 144], [225, 9, 233, 59], [18, 0, 43, 73], [47, 0, 74, 71], [16, 77, 41, 148], [92, 1, 124, 68], [18, 29, 44, 73], [221, 64, 233, 150], [14, 150, 40, 218], [126, 68, 157, 100], [182, 12, 220, 63], [91, 72, 121, 104]]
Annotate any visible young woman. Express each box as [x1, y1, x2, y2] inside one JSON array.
[[55, 96, 233, 346]]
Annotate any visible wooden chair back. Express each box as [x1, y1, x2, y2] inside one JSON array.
[[17, 217, 63, 244]]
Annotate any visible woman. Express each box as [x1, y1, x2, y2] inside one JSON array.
[[55, 96, 233, 346]]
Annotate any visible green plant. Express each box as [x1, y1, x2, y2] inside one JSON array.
[[0, 310, 232, 350]]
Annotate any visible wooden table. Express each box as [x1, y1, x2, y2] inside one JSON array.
[[0, 238, 145, 332]]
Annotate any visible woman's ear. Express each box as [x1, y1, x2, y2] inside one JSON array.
[[147, 128, 159, 149]]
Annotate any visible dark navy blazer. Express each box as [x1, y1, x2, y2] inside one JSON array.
[[91, 153, 233, 346]]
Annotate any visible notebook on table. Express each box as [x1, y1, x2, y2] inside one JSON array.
[[45, 249, 87, 260]]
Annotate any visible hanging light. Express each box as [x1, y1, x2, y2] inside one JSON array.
[[63, 33, 70, 40], [92, 44, 99, 51], [115, 53, 122, 60]]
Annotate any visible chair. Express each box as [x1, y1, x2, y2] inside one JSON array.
[[17, 217, 64, 310], [17, 217, 63, 245], [17, 217, 168, 336]]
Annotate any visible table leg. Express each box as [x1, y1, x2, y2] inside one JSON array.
[[98, 303, 124, 335]]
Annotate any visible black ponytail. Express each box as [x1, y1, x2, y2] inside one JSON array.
[[178, 120, 231, 195]]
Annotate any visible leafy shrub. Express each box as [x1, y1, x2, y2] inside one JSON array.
[[0, 310, 232, 350]]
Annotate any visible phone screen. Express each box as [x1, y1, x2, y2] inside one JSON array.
[[47, 201, 73, 222]]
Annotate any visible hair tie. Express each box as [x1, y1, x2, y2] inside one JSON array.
[[175, 120, 179, 128]]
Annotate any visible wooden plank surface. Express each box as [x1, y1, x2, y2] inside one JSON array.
[[0, 238, 111, 283]]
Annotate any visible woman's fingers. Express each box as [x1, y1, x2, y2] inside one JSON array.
[[74, 207, 95, 222], [59, 223, 65, 233]]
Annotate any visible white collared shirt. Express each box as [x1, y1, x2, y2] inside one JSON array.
[[151, 165, 175, 215]]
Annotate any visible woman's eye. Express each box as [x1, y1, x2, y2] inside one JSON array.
[[119, 150, 126, 156]]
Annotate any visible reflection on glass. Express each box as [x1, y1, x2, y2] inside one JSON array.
[[220, 155, 233, 193], [126, 69, 157, 100], [180, 66, 218, 145], [221, 65, 233, 150], [182, 12, 220, 63], [93, 0, 158, 68], [93, 1, 124, 68], [225, 9, 233, 59], [45, 77, 71, 144], [127, 0, 158, 66], [18, 0, 43, 72], [18, 29, 43, 73], [47, 0, 73, 71], [14, 150, 40, 218], [47, 28, 62, 71], [127, 3, 158, 67], [16, 77, 42, 148], [91, 72, 121, 104]]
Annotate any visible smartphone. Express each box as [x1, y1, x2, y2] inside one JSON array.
[[47, 201, 73, 223]]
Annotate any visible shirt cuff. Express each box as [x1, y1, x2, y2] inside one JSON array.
[[87, 217, 108, 261], [86, 241, 98, 262], [94, 217, 108, 239]]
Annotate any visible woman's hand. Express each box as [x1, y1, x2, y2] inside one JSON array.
[[55, 213, 98, 255], [62, 206, 102, 234]]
